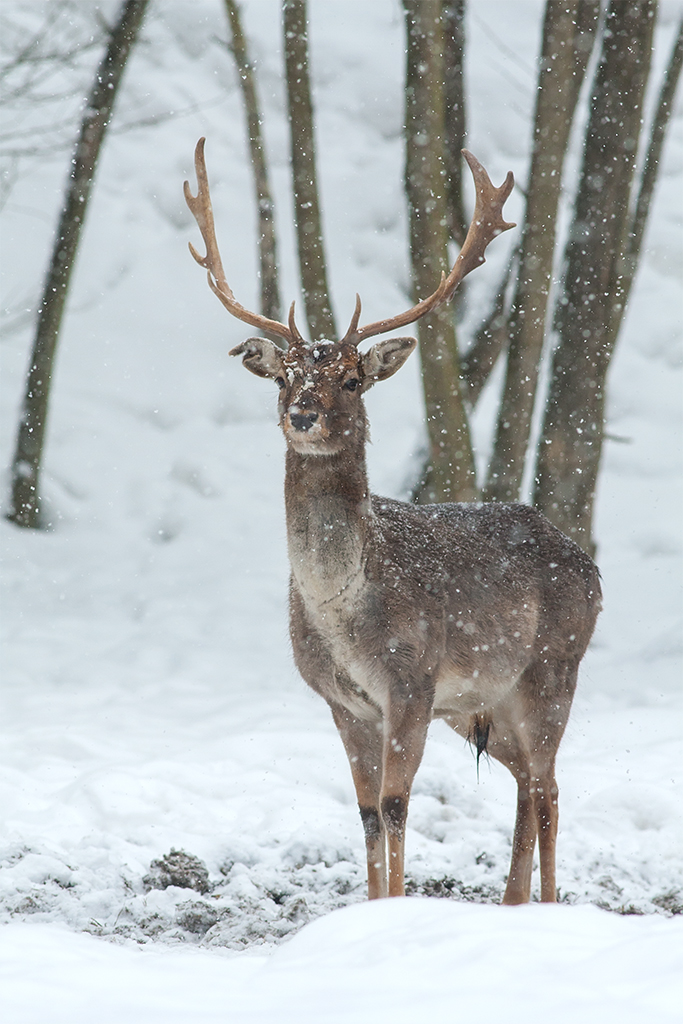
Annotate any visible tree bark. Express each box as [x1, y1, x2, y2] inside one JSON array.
[[620, 16, 683, 323], [533, 0, 656, 553], [460, 245, 518, 405], [442, 0, 467, 247], [404, 0, 477, 503], [224, 0, 282, 332], [7, 0, 149, 528], [485, 0, 599, 503], [282, 0, 336, 341], [458, 2, 600, 415]]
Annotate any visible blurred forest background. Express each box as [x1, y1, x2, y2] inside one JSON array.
[[2, 0, 681, 550]]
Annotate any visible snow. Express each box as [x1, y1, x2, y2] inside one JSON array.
[[1, 0, 682, 1020], [3, 901, 683, 1024]]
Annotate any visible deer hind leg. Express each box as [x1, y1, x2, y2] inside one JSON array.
[[480, 711, 554, 903], [381, 686, 433, 897], [440, 713, 536, 903], [533, 767, 559, 902], [499, 759, 561, 904], [494, 659, 579, 904], [493, 753, 561, 905], [504, 775, 538, 904], [482, 727, 538, 905], [530, 659, 579, 903], [330, 702, 387, 899]]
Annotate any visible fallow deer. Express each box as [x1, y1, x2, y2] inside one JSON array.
[[185, 138, 601, 903]]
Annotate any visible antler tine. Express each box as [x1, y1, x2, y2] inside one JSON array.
[[353, 151, 515, 345], [287, 301, 305, 347], [184, 138, 296, 346], [340, 293, 362, 344]]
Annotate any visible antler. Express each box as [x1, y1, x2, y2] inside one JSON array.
[[341, 150, 515, 345], [184, 138, 304, 347], [186, 140, 513, 350]]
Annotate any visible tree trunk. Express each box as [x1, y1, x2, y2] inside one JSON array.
[[485, 0, 599, 503], [620, 16, 683, 324], [7, 0, 149, 529], [404, 0, 477, 503], [533, 0, 656, 553], [282, 0, 336, 341], [224, 0, 282, 331], [442, 0, 467, 247]]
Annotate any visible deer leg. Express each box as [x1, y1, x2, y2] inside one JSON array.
[[504, 766, 559, 904], [529, 659, 579, 902], [381, 687, 433, 897], [478, 721, 536, 905], [532, 768, 559, 902], [330, 703, 387, 899], [508, 658, 578, 903], [503, 775, 537, 904]]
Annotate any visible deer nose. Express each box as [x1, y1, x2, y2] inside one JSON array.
[[289, 410, 319, 432]]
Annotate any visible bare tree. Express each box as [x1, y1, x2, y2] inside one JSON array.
[[282, 0, 336, 341], [459, 1, 598, 408], [615, 14, 683, 346], [533, 0, 663, 552], [223, 0, 282, 329], [484, 0, 600, 503], [403, 0, 477, 503], [442, 0, 467, 247], [7, 0, 149, 529], [400, 1, 679, 556]]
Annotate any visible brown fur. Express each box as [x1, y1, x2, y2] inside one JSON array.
[[232, 335, 601, 903]]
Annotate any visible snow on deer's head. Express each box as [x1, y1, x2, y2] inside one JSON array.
[[229, 333, 415, 455]]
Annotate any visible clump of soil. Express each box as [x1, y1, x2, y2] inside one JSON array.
[[143, 849, 210, 894]]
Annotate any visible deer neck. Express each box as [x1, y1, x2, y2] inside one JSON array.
[[284, 439, 372, 607]]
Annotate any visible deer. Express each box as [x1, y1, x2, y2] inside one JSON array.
[[184, 137, 601, 904]]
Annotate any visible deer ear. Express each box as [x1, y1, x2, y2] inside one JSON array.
[[230, 337, 285, 380], [360, 336, 417, 389]]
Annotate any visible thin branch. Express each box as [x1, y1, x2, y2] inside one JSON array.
[[460, 245, 519, 404]]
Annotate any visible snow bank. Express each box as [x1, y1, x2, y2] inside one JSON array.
[[2, 900, 682, 1024]]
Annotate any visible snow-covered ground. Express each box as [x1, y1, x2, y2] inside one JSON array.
[[1, 1, 681, 1021]]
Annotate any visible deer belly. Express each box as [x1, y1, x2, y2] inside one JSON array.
[[433, 666, 520, 717]]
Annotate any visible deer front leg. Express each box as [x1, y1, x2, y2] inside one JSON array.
[[330, 702, 387, 899], [381, 684, 433, 897]]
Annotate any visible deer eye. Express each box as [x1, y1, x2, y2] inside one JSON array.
[[343, 378, 360, 392], [275, 376, 286, 390]]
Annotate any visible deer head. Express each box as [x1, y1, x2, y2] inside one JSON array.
[[184, 137, 514, 456], [227, 333, 415, 456]]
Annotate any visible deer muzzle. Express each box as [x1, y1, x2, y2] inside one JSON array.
[[289, 408, 319, 433]]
